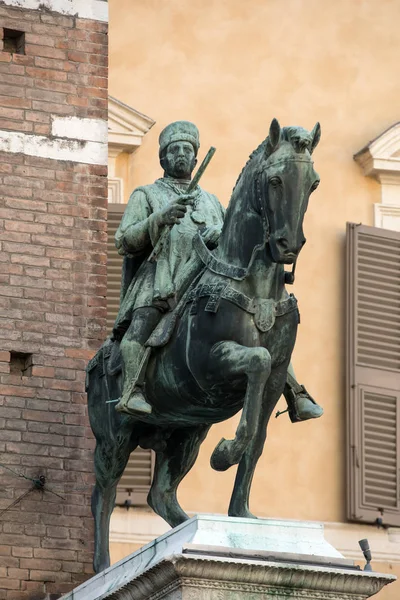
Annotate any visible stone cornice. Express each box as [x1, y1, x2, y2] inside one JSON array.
[[108, 96, 155, 155], [353, 124, 400, 229], [354, 122, 400, 179], [64, 517, 397, 600], [106, 554, 395, 600]]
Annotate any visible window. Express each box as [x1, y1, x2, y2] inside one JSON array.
[[115, 448, 155, 507], [107, 204, 125, 333], [346, 223, 400, 526]]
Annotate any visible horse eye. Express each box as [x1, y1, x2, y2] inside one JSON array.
[[269, 177, 281, 187]]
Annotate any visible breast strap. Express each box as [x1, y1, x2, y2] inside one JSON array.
[[187, 282, 298, 332]]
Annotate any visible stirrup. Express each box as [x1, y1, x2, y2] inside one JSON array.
[[278, 385, 323, 423], [115, 390, 152, 416]]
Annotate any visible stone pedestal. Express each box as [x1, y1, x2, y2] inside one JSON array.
[[61, 515, 395, 600]]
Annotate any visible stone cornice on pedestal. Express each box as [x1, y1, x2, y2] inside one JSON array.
[[62, 516, 396, 600], [106, 555, 394, 600], [108, 96, 155, 154]]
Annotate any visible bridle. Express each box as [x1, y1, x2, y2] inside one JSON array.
[[255, 163, 297, 285], [194, 152, 313, 284]]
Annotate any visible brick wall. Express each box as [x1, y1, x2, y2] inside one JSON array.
[[0, 2, 108, 598]]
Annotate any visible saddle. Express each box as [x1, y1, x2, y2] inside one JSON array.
[[146, 311, 180, 348]]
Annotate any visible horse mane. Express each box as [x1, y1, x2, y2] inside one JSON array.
[[231, 125, 313, 194]]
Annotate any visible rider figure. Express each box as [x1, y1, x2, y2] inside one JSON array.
[[114, 121, 223, 415], [113, 120, 323, 422]]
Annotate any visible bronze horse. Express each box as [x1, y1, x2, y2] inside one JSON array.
[[87, 119, 321, 572]]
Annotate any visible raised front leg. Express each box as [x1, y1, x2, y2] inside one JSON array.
[[148, 424, 210, 528], [228, 365, 287, 519], [209, 341, 271, 472]]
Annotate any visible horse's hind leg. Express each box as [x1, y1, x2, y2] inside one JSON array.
[[148, 424, 210, 528], [92, 433, 135, 573]]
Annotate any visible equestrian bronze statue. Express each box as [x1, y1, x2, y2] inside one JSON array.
[[87, 119, 323, 572]]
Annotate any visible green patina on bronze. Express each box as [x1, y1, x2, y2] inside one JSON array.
[[87, 119, 323, 573]]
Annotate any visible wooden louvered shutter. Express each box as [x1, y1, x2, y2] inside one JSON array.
[[107, 203, 125, 333], [115, 448, 155, 506], [346, 223, 400, 526], [107, 203, 154, 506]]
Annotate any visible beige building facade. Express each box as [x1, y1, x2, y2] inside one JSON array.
[[106, 1, 400, 598]]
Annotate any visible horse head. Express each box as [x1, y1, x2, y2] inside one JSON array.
[[259, 119, 321, 266]]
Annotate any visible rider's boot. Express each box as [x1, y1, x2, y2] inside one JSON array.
[[282, 370, 324, 423], [115, 307, 162, 417], [115, 340, 152, 416]]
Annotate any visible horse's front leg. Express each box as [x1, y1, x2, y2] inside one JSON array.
[[228, 365, 287, 519], [209, 341, 271, 472]]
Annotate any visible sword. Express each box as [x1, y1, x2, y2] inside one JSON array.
[[148, 146, 216, 262]]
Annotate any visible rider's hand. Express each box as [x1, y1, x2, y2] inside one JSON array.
[[175, 193, 198, 206], [157, 203, 187, 226], [201, 226, 222, 248]]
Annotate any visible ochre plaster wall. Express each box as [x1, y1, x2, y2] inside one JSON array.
[[108, 0, 399, 525]]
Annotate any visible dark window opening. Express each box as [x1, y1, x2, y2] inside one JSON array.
[[10, 352, 32, 377], [3, 29, 25, 55]]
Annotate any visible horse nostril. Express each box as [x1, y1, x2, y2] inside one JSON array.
[[277, 237, 289, 249]]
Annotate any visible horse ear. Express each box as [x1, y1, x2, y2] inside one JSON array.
[[269, 118, 281, 151], [310, 122, 321, 154]]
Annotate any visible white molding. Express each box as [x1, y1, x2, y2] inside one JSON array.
[[107, 97, 155, 196], [0, 129, 107, 165], [354, 122, 400, 178], [108, 177, 124, 204], [108, 147, 120, 178], [374, 203, 400, 231], [355, 123, 400, 226], [52, 117, 107, 144], [2, 0, 108, 22], [108, 96, 155, 155]]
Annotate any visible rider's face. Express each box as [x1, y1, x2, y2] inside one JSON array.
[[161, 141, 197, 180]]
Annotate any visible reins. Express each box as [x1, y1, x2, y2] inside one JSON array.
[[194, 167, 297, 284]]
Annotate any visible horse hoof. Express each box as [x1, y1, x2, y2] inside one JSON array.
[[210, 438, 240, 472], [228, 508, 258, 520], [93, 557, 110, 574]]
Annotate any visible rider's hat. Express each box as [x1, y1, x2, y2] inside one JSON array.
[[159, 121, 200, 157]]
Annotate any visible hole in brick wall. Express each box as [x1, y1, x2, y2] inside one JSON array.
[[10, 352, 32, 377], [3, 29, 25, 55]]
